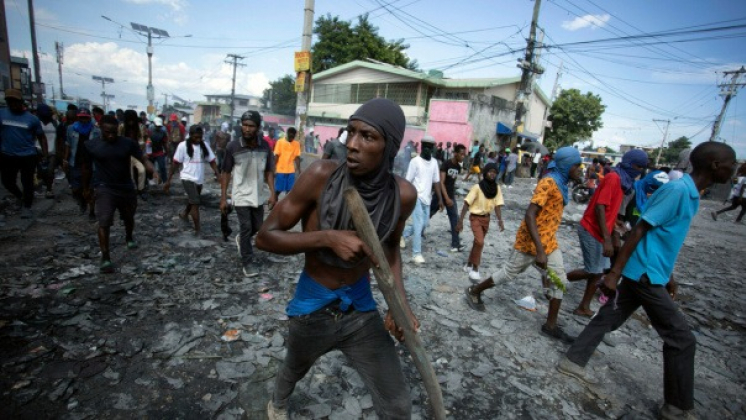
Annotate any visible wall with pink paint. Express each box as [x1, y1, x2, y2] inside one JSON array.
[[427, 100, 474, 150]]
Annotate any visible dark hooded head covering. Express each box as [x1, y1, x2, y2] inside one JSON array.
[[614, 149, 649, 193], [317, 98, 405, 268], [479, 162, 499, 199], [241, 110, 262, 127]]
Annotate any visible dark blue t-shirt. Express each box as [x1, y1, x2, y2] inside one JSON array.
[[0, 108, 43, 157], [85, 136, 143, 190]]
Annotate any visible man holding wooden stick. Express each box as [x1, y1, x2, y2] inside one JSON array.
[[257, 98, 418, 419]]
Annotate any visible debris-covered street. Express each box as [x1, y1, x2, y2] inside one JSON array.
[[1, 170, 744, 420]]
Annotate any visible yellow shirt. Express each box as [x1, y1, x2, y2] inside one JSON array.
[[274, 138, 301, 174], [514, 177, 564, 255], [464, 184, 504, 216]]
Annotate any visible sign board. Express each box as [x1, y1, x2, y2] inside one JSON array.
[[295, 73, 306, 93], [294, 51, 311, 72], [147, 105, 155, 114]]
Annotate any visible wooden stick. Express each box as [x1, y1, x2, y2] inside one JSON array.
[[343, 188, 446, 420]]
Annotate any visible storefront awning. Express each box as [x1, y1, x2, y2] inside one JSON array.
[[496, 122, 513, 135]]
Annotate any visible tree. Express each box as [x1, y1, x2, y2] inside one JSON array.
[[653, 136, 691, 165], [544, 89, 605, 150], [312, 14, 417, 73], [261, 75, 297, 116]]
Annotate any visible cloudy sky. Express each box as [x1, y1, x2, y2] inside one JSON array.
[[5, 0, 746, 157]]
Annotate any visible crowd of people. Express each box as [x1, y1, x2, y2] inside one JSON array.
[[1, 87, 741, 419]]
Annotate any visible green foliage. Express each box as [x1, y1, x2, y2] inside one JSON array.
[[651, 136, 691, 165], [262, 75, 297, 116], [545, 89, 605, 150], [312, 14, 417, 73]]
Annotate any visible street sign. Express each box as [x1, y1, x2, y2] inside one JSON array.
[[295, 73, 307, 93], [294, 51, 311, 72]]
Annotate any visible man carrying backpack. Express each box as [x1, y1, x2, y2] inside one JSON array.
[[148, 117, 168, 184], [166, 113, 185, 165]]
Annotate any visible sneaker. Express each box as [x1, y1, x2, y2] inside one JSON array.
[[400, 236, 406, 249], [267, 400, 289, 420], [126, 241, 138, 250], [100, 260, 115, 274], [242, 265, 259, 278], [412, 254, 425, 264], [20, 207, 33, 219], [711, 211, 718, 221], [469, 270, 481, 281], [450, 245, 465, 252], [660, 403, 697, 420], [556, 356, 598, 385], [463, 264, 471, 273], [235, 234, 241, 257], [541, 324, 576, 344]]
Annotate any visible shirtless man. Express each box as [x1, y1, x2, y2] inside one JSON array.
[[256, 98, 418, 420]]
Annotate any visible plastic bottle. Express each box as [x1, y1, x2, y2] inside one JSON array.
[[145, 140, 152, 155]]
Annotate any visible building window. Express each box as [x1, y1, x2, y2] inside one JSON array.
[[313, 82, 419, 106], [238, 100, 248, 106]]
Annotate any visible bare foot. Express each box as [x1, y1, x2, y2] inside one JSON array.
[[573, 308, 594, 318]]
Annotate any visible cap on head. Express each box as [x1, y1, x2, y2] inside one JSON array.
[[154, 117, 164, 127], [170, 113, 178, 122], [240, 110, 262, 126], [422, 135, 436, 144], [4, 88, 22, 101], [77, 108, 92, 118]]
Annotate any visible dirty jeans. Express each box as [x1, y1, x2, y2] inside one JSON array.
[[468, 214, 490, 267], [149, 155, 167, 184], [235, 206, 263, 267], [505, 169, 516, 186], [565, 276, 696, 410], [272, 310, 411, 419], [403, 198, 429, 256]]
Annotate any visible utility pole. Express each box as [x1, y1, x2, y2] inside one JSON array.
[[92, 75, 114, 112], [162, 93, 169, 113], [225, 54, 246, 129], [55, 42, 65, 99], [653, 119, 671, 167], [295, 0, 315, 151], [28, 0, 43, 104], [709, 66, 746, 142], [513, 0, 544, 148]]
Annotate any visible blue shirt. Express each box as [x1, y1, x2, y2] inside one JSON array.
[[622, 174, 699, 285], [0, 108, 43, 157]]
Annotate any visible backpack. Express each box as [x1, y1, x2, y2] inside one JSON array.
[[168, 122, 182, 144], [150, 128, 167, 153]]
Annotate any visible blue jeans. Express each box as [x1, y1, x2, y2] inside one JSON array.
[[505, 169, 516, 186], [273, 310, 411, 418], [403, 198, 430, 256], [149, 155, 167, 184], [446, 201, 460, 248]]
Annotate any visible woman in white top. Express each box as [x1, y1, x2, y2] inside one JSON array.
[[164, 125, 219, 235], [711, 163, 746, 223]]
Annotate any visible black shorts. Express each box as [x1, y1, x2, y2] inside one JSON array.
[[95, 187, 137, 227], [182, 180, 202, 205]]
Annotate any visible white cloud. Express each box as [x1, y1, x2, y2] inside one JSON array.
[[23, 42, 269, 108], [561, 14, 610, 31]]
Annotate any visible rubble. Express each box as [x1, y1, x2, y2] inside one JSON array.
[[0, 175, 744, 419]]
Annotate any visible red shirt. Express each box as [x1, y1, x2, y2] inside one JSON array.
[[580, 171, 623, 243]]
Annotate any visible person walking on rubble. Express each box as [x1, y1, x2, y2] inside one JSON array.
[[256, 98, 418, 420], [557, 142, 737, 420]]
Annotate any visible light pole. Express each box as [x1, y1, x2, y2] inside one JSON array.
[[92, 75, 114, 112], [102, 16, 190, 116]]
